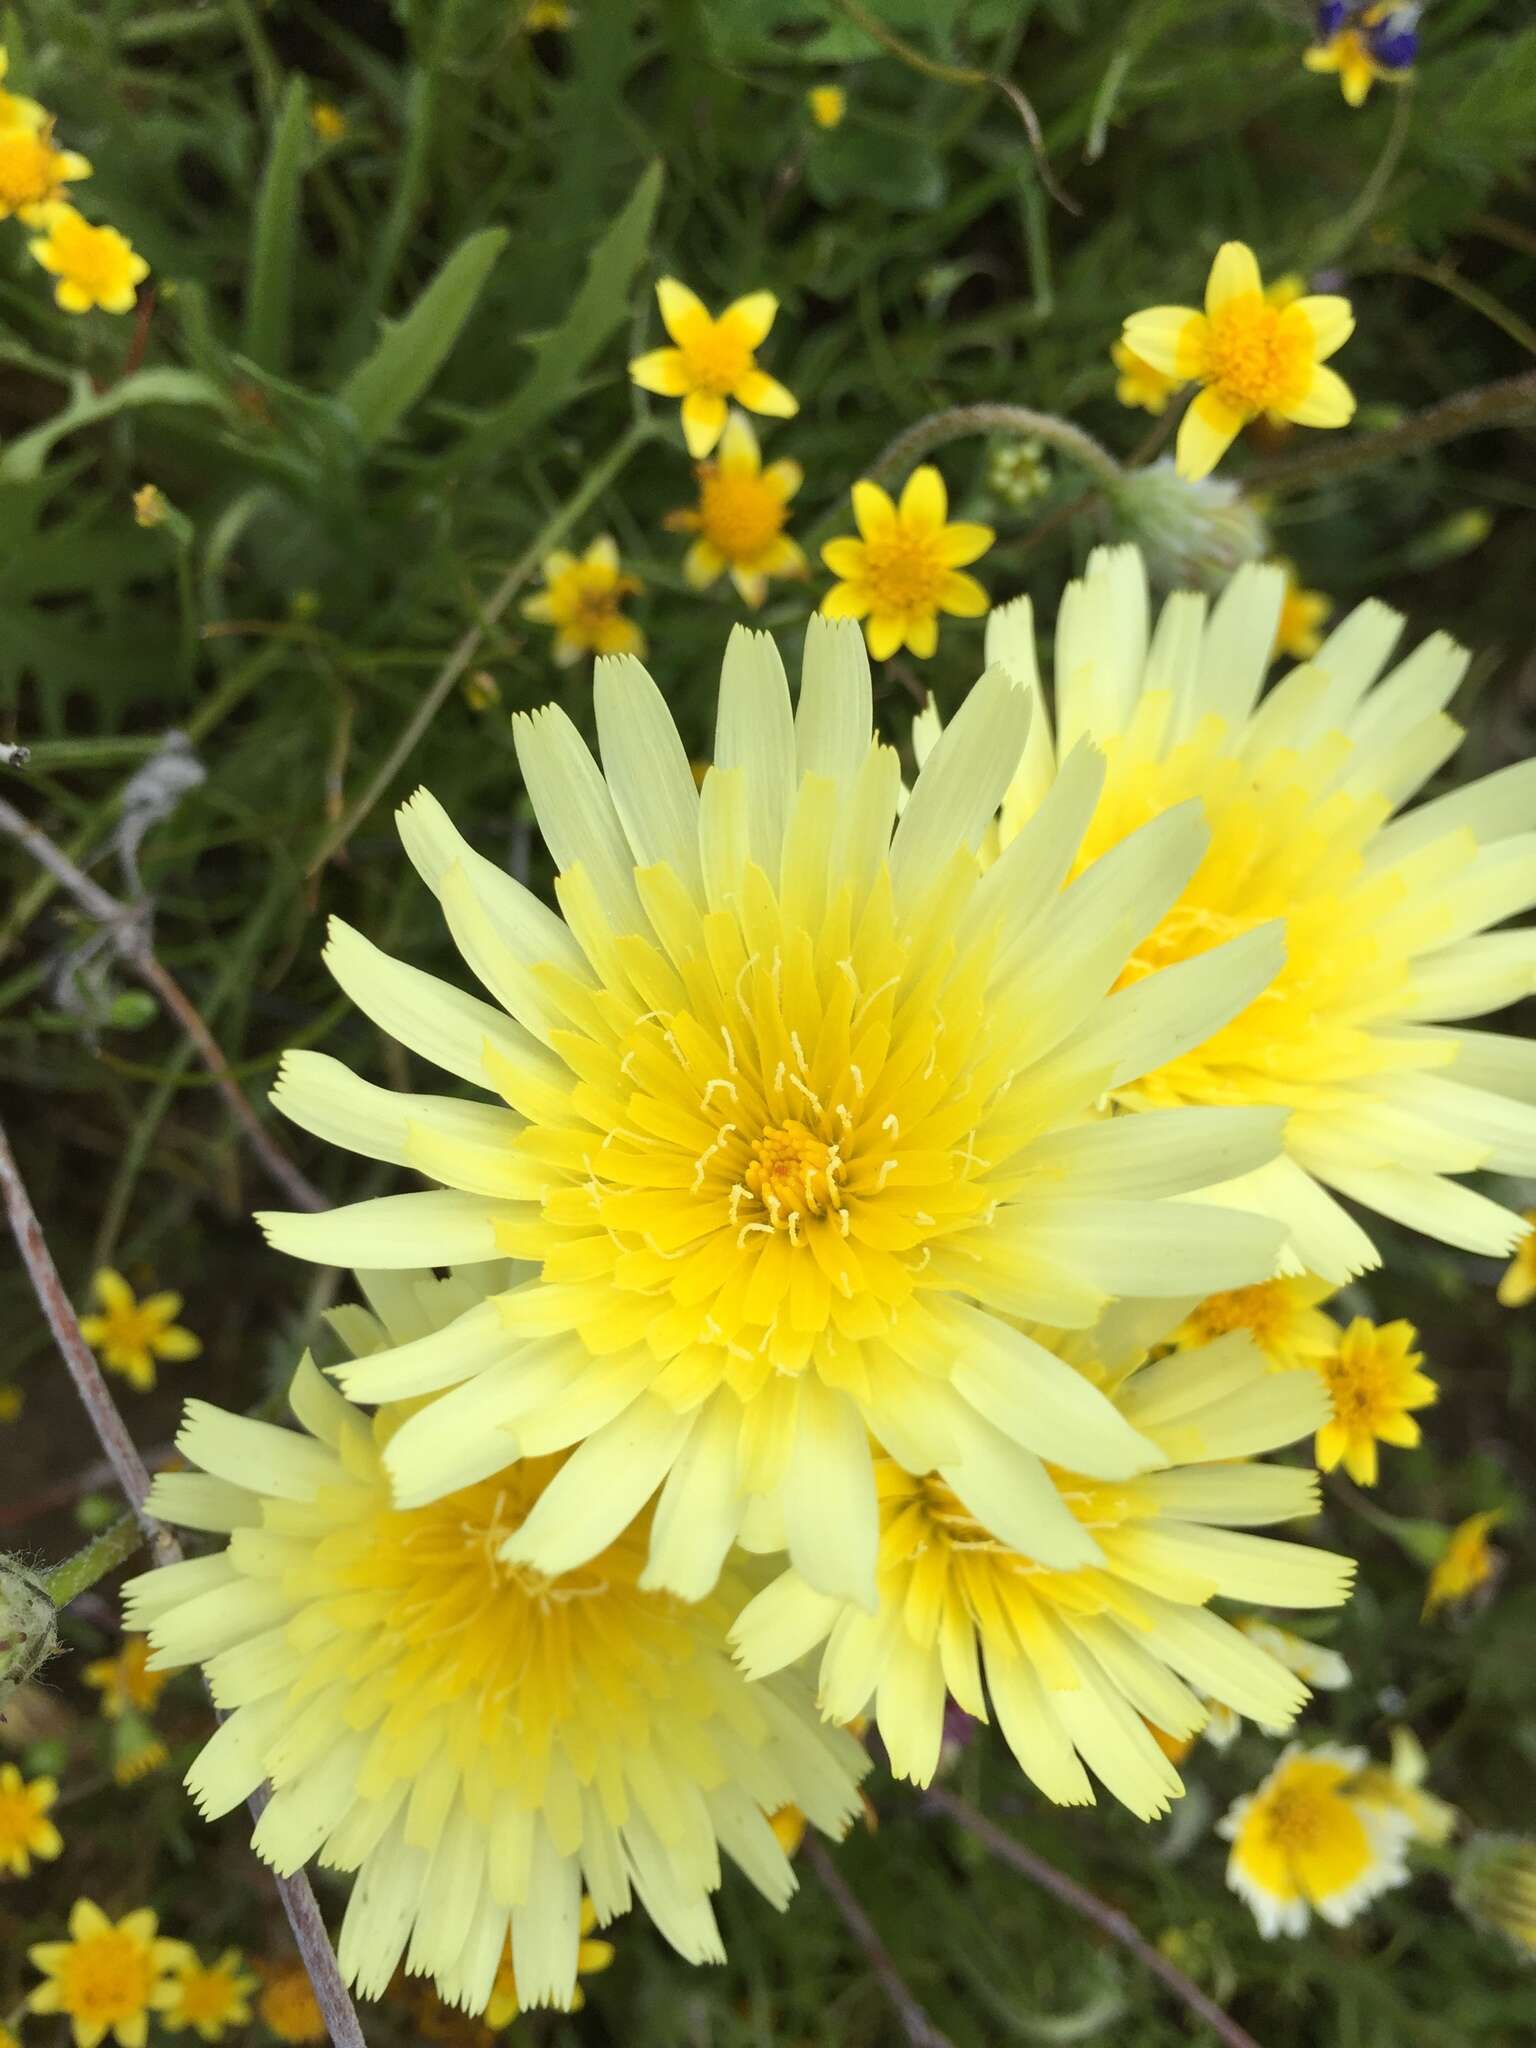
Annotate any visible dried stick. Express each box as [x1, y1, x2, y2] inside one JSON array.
[[0, 1111, 365, 2048], [924, 1788, 1265, 2048], [0, 794, 324, 1213], [804, 1836, 957, 2048]]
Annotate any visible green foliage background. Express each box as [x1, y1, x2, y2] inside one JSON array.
[[2, 1, 1534, 2042]]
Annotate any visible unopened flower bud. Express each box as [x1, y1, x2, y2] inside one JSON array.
[[1109, 459, 1269, 590], [1454, 1834, 1536, 1961], [986, 435, 1051, 511], [0, 1556, 57, 1711]]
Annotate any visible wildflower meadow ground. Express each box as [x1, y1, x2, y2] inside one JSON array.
[[2, 5, 1535, 2046]]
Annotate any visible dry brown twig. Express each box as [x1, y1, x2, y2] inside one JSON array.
[[0, 793, 324, 1214], [804, 1836, 957, 2048], [0, 1110, 364, 2048]]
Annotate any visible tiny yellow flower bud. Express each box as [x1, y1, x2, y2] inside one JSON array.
[[132, 483, 167, 528]]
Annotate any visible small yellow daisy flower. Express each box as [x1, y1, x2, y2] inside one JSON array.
[[0, 45, 47, 130], [160, 1950, 256, 2042], [1110, 338, 1179, 415], [0, 1761, 63, 1876], [77, 1270, 200, 1393], [0, 120, 91, 223], [28, 1898, 186, 2048], [28, 204, 150, 316], [483, 1900, 615, 2026], [663, 409, 807, 608], [1219, 1742, 1413, 1937], [1314, 1317, 1436, 1486], [1424, 1510, 1504, 1620], [1122, 241, 1355, 481], [82, 1635, 169, 1719], [1354, 1727, 1457, 1847], [1497, 1212, 1536, 1308], [255, 1963, 325, 2045], [520, 535, 644, 666], [808, 84, 847, 129], [629, 276, 797, 457], [309, 101, 347, 142], [820, 466, 993, 659], [1272, 562, 1333, 661], [1172, 1275, 1340, 1373]]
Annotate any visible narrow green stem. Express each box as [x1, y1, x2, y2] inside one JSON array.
[[306, 418, 655, 877], [868, 403, 1123, 493], [1246, 368, 1536, 493], [39, 1515, 145, 1608]]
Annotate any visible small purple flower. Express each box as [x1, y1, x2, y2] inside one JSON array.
[[1366, 5, 1420, 71], [1316, 1, 1349, 38]]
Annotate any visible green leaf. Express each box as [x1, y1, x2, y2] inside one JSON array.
[[340, 226, 510, 449], [0, 370, 228, 484], [242, 75, 311, 374], [468, 160, 663, 460]]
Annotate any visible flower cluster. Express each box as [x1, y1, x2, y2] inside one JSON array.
[[0, 46, 148, 314], [1304, 3, 1421, 107]]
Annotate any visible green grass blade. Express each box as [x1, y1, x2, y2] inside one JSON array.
[[340, 227, 510, 449], [242, 75, 310, 374]]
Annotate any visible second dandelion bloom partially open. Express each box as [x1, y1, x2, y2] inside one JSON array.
[[1123, 241, 1355, 480]]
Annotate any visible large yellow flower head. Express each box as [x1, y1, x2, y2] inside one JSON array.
[[259, 620, 1292, 1609], [732, 1303, 1351, 1819], [1122, 242, 1354, 480], [125, 1276, 869, 2017], [984, 544, 1536, 1284], [629, 278, 797, 458]]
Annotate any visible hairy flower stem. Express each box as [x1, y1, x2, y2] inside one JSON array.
[[40, 1515, 145, 1609], [924, 1789, 1266, 2048], [307, 416, 656, 878], [869, 404, 1124, 494], [1248, 368, 1536, 493], [805, 1837, 956, 2048]]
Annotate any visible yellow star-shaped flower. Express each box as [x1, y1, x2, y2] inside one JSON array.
[[77, 1270, 200, 1393], [820, 465, 992, 660], [663, 409, 807, 608], [630, 277, 797, 457]]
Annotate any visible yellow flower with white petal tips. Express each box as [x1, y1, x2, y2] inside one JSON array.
[[1273, 561, 1333, 661], [1423, 1509, 1503, 1620], [1110, 339, 1179, 416], [808, 84, 846, 128], [0, 120, 91, 223], [160, 1949, 256, 2041], [1314, 1316, 1435, 1486], [1220, 1742, 1412, 1937], [0, 46, 47, 131], [630, 277, 797, 458], [28, 204, 150, 315], [28, 1897, 186, 2048], [1354, 1727, 1457, 1847], [483, 1900, 614, 2025], [821, 467, 993, 659], [1122, 242, 1355, 480], [127, 1293, 869, 2016], [664, 410, 807, 608], [0, 1760, 63, 1875], [256, 621, 1293, 1609], [1172, 1275, 1340, 1372], [78, 1271, 200, 1393], [1498, 1212, 1536, 1307], [734, 1307, 1351, 1816], [520, 535, 643, 666], [984, 545, 1536, 1282]]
